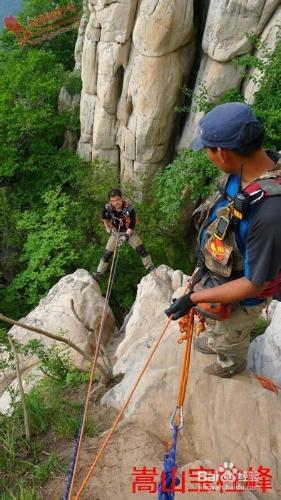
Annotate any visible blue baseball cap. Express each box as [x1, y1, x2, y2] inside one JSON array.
[[192, 102, 264, 152]]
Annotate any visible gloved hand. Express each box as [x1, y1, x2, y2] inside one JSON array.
[[118, 233, 129, 247], [165, 292, 194, 320]]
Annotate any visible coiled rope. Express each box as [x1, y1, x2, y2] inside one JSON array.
[[158, 308, 197, 499]]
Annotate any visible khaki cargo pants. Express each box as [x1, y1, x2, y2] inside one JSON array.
[[97, 231, 153, 275], [205, 302, 265, 368]]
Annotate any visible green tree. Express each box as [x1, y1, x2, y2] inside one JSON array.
[[0, 48, 66, 179], [10, 187, 76, 306]]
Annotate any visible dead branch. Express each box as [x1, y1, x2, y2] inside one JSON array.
[[0, 312, 91, 362], [8, 336, 31, 444]]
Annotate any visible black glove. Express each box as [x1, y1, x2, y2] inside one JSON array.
[[165, 292, 194, 320], [118, 233, 129, 247]]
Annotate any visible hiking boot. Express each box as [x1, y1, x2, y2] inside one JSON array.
[[92, 272, 103, 284], [194, 336, 216, 354], [204, 360, 247, 378]]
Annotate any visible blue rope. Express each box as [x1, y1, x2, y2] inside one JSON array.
[[63, 416, 83, 500], [158, 425, 180, 500]]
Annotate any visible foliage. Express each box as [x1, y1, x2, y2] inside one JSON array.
[[0, 323, 90, 386], [64, 71, 82, 96], [178, 82, 213, 115], [0, 43, 75, 315], [65, 369, 90, 385], [154, 149, 218, 211], [229, 32, 281, 150], [0, 329, 15, 370], [0, 48, 66, 178], [10, 188, 76, 307], [0, 18, 117, 315], [251, 41, 281, 150], [1, 485, 40, 500], [179, 33, 281, 153], [23, 339, 72, 381], [250, 317, 270, 341], [0, 375, 98, 497]]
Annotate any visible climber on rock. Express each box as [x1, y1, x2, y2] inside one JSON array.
[[93, 188, 155, 282], [165, 102, 281, 379]]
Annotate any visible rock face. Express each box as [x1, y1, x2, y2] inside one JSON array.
[[248, 300, 281, 386], [178, 0, 280, 149], [202, 0, 280, 62], [102, 266, 281, 499], [243, 5, 281, 104], [9, 269, 115, 362], [178, 54, 245, 149], [78, 0, 195, 192], [75, 1, 280, 189], [58, 0, 89, 151], [0, 269, 116, 413], [74, 0, 90, 72]]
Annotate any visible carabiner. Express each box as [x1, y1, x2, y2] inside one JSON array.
[[169, 405, 184, 431]]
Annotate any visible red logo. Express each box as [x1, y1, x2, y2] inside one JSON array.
[[207, 238, 226, 261]]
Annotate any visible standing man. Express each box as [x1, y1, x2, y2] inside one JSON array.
[[165, 102, 281, 378], [94, 189, 155, 282]]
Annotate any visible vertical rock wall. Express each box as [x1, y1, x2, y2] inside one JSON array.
[[179, 0, 281, 149], [76, 0, 281, 191], [243, 5, 281, 104], [78, 0, 195, 191], [58, 0, 89, 150]]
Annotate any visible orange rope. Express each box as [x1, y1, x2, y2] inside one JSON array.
[[177, 309, 195, 408], [255, 375, 281, 394], [74, 316, 173, 499], [67, 232, 120, 500], [74, 281, 193, 498]]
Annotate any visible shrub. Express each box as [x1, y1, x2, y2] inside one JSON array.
[[64, 71, 82, 96]]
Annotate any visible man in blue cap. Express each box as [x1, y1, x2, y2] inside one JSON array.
[[165, 102, 281, 378]]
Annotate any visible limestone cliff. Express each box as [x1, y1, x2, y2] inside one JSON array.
[[73, 1, 281, 192]]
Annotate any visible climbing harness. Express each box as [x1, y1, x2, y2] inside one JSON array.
[[105, 200, 137, 232], [64, 222, 122, 500], [194, 157, 281, 291], [195, 301, 233, 321]]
